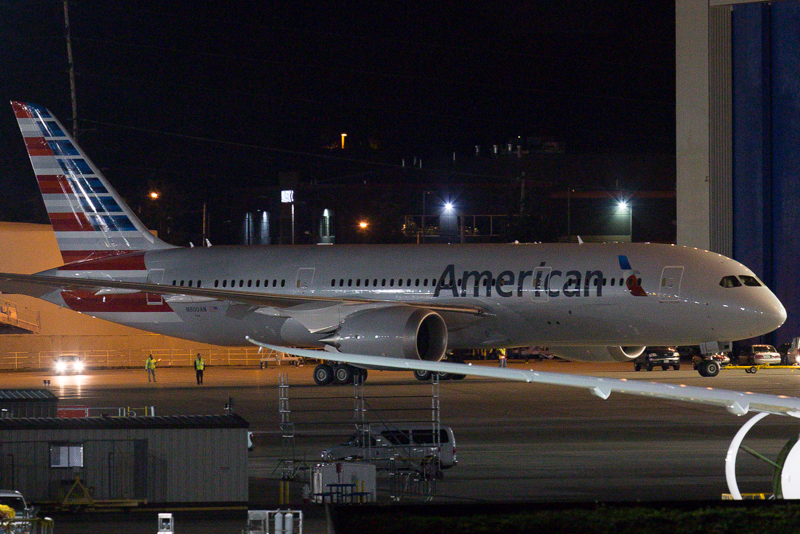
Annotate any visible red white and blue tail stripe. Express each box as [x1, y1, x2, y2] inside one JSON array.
[[11, 101, 173, 265]]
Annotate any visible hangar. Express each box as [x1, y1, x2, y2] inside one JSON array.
[[677, 0, 800, 345]]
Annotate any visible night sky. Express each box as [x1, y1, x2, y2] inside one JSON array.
[[0, 1, 676, 242]]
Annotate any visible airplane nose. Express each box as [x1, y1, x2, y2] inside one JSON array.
[[771, 294, 788, 329], [755, 289, 787, 335]]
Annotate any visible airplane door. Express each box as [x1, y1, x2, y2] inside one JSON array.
[[531, 267, 550, 302], [296, 268, 315, 293], [146, 269, 164, 305], [658, 266, 684, 302]]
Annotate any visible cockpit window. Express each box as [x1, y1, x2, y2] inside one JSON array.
[[719, 276, 742, 288], [739, 275, 762, 287]]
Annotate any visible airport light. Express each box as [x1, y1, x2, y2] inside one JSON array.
[[281, 190, 295, 245], [341, 133, 347, 149], [149, 191, 160, 200], [358, 220, 369, 230], [444, 202, 454, 213], [615, 200, 632, 241]]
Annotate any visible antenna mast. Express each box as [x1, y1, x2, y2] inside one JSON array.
[[63, 0, 78, 138]]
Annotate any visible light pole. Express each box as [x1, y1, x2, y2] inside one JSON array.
[[281, 190, 295, 244], [616, 200, 632, 242]]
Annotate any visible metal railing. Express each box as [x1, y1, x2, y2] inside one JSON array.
[[0, 517, 55, 534], [0, 298, 41, 334], [0, 347, 264, 370]]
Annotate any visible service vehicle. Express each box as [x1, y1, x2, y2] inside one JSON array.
[[633, 347, 680, 371], [321, 424, 457, 473], [53, 355, 85, 375], [0, 489, 35, 532]]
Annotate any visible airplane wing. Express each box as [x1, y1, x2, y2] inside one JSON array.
[[0, 272, 486, 315], [247, 339, 800, 419]]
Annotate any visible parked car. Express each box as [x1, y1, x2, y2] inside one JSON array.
[[784, 337, 800, 365], [321, 424, 457, 472], [738, 344, 781, 366], [0, 489, 36, 531], [633, 347, 680, 371], [53, 355, 85, 375]]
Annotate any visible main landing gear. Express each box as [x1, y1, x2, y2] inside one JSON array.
[[313, 363, 367, 385]]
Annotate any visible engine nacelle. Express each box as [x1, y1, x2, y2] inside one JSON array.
[[324, 306, 448, 361], [549, 345, 647, 363]]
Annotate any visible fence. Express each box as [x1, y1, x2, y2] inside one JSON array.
[[0, 347, 264, 371]]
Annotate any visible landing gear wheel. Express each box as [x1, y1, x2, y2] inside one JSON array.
[[700, 360, 720, 377], [334, 364, 355, 384], [414, 369, 432, 381], [313, 364, 334, 385]]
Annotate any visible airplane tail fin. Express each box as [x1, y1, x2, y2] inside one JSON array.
[[11, 101, 174, 265]]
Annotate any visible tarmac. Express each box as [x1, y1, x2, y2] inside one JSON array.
[[6, 358, 800, 532]]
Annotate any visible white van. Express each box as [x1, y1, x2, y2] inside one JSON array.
[[321, 423, 457, 471]]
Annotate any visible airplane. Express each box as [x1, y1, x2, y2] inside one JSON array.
[[0, 101, 788, 382], [2, 101, 800, 499]]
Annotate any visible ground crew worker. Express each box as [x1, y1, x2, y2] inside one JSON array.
[[498, 348, 507, 368], [194, 353, 205, 385], [145, 354, 157, 382]]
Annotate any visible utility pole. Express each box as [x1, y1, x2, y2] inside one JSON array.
[[63, 0, 79, 138]]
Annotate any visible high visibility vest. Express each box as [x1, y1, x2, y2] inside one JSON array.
[[145, 358, 156, 369], [195, 358, 205, 370]]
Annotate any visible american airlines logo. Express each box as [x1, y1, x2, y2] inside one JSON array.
[[433, 259, 646, 299]]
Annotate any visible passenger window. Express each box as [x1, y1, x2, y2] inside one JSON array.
[[281, 280, 286, 287], [214, 280, 219, 288], [720, 276, 742, 288], [412, 430, 434, 444], [739, 275, 762, 287], [198, 281, 202, 288]]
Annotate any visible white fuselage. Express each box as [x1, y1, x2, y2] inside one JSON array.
[[41, 242, 786, 351]]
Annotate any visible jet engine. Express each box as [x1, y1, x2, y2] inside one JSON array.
[[549, 345, 647, 363], [322, 306, 448, 361]]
